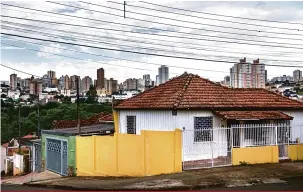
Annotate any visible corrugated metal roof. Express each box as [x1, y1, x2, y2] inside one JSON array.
[[42, 123, 114, 136]]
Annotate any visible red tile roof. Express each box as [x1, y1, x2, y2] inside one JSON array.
[[214, 111, 293, 120], [7, 147, 30, 156], [115, 73, 303, 110], [52, 112, 113, 129], [22, 134, 38, 139]]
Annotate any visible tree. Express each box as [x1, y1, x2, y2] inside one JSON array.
[[86, 85, 98, 103], [62, 96, 71, 103], [1, 94, 7, 98]]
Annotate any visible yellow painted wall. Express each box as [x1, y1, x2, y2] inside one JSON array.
[[288, 144, 303, 161], [76, 136, 94, 176], [76, 129, 182, 177], [232, 146, 279, 165], [113, 109, 119, 134]]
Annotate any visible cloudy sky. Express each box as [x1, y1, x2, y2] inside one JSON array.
[[1, 1, 303, 83]]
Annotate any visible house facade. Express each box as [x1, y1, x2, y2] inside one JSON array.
[[41, 112, 114, 176], [114, 73, 303, 168]]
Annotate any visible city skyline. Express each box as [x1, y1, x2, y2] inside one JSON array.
[[1, 2, 302, 83]]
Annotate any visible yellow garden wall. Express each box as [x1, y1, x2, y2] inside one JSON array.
[[288, 144, 303, 161], [232, 146, 279, 165], [76, 129, 182, 177]]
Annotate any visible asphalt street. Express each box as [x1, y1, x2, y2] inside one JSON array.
[[2, 176, 303, 191]]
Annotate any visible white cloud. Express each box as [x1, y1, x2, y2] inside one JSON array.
[[1, 46, 25, 50]]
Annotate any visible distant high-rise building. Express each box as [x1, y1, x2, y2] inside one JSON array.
[[230, 58, 266, 88], [17, 77, 21, 87], [94, 79, 97, 87], [97, 68, 105, 89], [64, 75, 70, 90], [20, 79, 26, 88], [24, 78, 30, 88], [51, 78, 58, 87], [47, 70, 56, 79], [137, 78, 145, 92], [265, 70, 268, 84], [29, 80, 42, 95], [143, 74, 150, 80], [158, 65, 169, 85], [293, 70, 302, 82], [82, 76, 93, 92], [10, 74, 17, 90], [223, 76, 230, 87], [106, 78, 118, 94], [123, 78, 138, 90], [156, 75, 159, 86], [70, 75, 79, 90]]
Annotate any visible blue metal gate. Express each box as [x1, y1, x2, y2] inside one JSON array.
[[46, 138, 68, 176]]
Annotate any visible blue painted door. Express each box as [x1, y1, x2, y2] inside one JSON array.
[[46, 138, 68, 176]]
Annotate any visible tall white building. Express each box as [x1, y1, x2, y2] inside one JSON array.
[[10, 74, 17, 90], [81, 76, 93, 93], [143, 74, 150, 80], [158, 65, 169, 85], [293, 70, 302, 82], [230, 58, 266, 88], [156, 75, 159, 86]]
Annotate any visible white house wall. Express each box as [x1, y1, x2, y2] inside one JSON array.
[[118, 110, 227, 161], [1, 146, 6, 172], [282, 111, 303, 142]]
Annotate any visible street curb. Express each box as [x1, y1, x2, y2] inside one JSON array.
[[23, 182, 226, 191]]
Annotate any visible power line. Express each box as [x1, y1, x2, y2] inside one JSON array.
[[3, 23, 303, 64], [1, 36, 234, 74], [8, 35, 289, 76], [3, 4, 302, 45], [107, 1, 301, 31], [2, 25, 245, 60], [73, 1, 301, 35], [0, 63, 41, 78], [2, 33, 303, 68], [2, 15, 303, 50], [0, 41, 282, 81], [49, 1, 303, 38], [0, 42, 179, 75], [105, 1, 302, 33], [1, 11, 301, 56], [140, 1, 303, 25]]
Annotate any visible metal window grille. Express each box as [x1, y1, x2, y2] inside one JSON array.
[[126, 116, 136, 134], [194, 117, 213, 142]]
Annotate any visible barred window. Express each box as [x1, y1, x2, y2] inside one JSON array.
[[126, 116, 136, 134], [194, 117, 213, 142]]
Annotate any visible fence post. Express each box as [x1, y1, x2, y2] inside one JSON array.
[[275, 126, 278, 146]]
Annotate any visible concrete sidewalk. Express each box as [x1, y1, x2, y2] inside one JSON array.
[[2, 171, 61, 185], [23, 162, 303, 190]]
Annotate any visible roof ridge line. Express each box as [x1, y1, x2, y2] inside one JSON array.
[[173, 74, 194, 109]]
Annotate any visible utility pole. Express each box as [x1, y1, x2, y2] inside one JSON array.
[[18, 104, 21, 152], [76, 76, 81, 135], [37, 94, 40, 138]]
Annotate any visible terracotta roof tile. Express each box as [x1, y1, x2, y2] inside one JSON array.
[[115, 73, 303, 110], [52, 112, 113, 129], [214, 111, 293, 120], [7, 147, 30, 156], [22, 134, 38, 139]]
